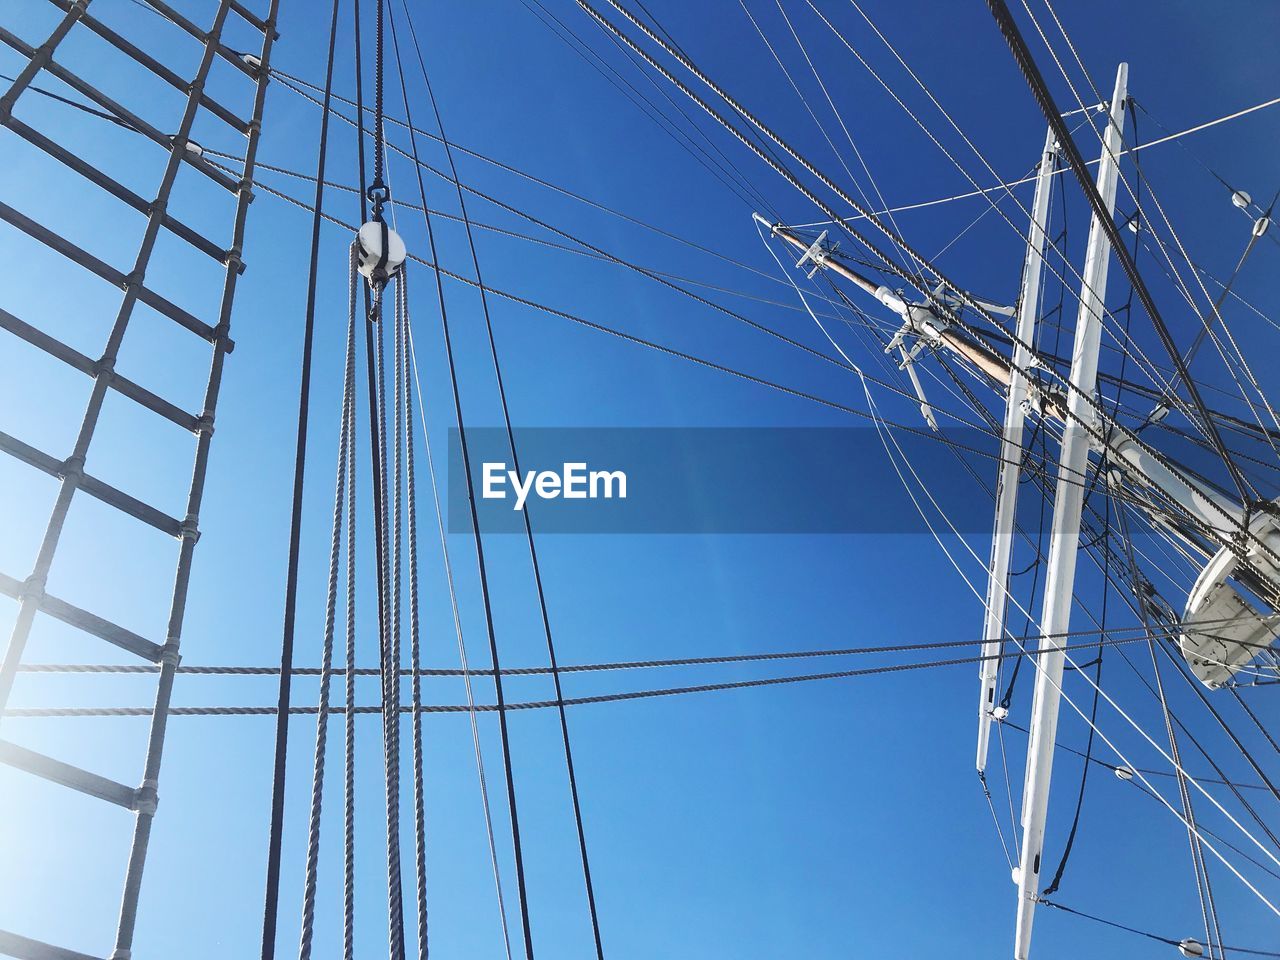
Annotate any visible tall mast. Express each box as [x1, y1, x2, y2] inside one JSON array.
[[758, 45, 1280, 707], [1013, 62, 1128, 960], [976, 128, 1059, 774]]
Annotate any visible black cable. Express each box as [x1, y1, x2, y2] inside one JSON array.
[[517, 0, 773, 216], [358, 0, 410, 952], [1159, 640, 1280, 806], [1000, 151, 1071, 713], [1040, 899, 1280, 958], [23, 617, 1254, 680], [1231, 688, 1280, 757], [1042, 466, 1110, 896], [1002, 719, 1271, 797], [372, 0, 386, 193], [346, 3, 371, 956], [1108, 639, 1280, 854], [984, 0, 1251, 507], [353, 0, 371, 222], [220, 145, 1256, 541], [1125, 111, 1223, 955], [1043, 103, 1147, 896], [263, 49, 1280, 562], [998, 417, 1048, 711], [383, 12, 537, 960], [275, 13, 1280, 583], [258, 1, 342, 958], [392, 3, 607, 956], [10, 635, 1177, 722], [353, 1, 407, 953], [0, 73, 141, 132], [1039, 899, 1180, 947]]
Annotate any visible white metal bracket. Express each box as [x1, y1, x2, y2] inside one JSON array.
[[886, 327, 938, 431], [794, 230, 837, 278]]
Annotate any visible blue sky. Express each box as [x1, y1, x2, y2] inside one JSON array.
[[1, 1, 1279, 958]]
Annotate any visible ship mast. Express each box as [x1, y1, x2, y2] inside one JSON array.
[[975, 125, 1058, 775], [759, 62, 1280, 960], [1013, 63, 1128, 960]]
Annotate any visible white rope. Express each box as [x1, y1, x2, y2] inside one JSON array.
[[878, 401, 1280, 916], [405, 314, 517, 960], [382, 136, 517, 960], [787, 94, 1280, 228]]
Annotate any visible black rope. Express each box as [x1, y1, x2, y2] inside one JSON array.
[[383, 12, 538, 959], [1231, 688, 1280, 757], [1112, 641, 1280, 854], [392, 3, 607, 955], [984, 0, 1252, 507], [7, 635, 1165, 719], [0, 73, 141, 132], [1042, 464, 1110, 896], [20, 616, 1249, 680], [1041, 899, 1280, 958], [998, 416, 1048, 711], [1160, 641, 1280, 806], [356, 1, 407, 954], [1127, 107, 1221, 956], [1002, 719, 1272, 796], [360, 82, 407, 960], [372, 0, 385, 192], [210, 100, 1270, 573], [258, 1, 342, 958], [365, 0, 391, 291], [998, 179, 1068, 710], [275, 11, 1280, 579], [1038, 899, 1179, 947]]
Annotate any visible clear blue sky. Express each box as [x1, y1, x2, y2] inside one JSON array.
[[1, 1, 1279, 958]]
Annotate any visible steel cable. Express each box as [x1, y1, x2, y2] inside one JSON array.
[[394, 2, 609, 950], [258, 1, 342, 956], [383, 9, 538, 955], [297, 248, 358, 960]]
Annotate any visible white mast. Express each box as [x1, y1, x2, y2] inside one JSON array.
[[976, 128, 1059, 773], [1013, 63, 1127, 960]]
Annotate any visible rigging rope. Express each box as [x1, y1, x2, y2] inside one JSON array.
[[249, 64, 1280, 537], [17, 615, 1262, 678], [259, 2, 341, 957], [297, 247, 357, 960], [984, 0, 1251, 508], [1040, 465, 1109, 897], [383, 12, 538, 955], [1039, 899, 1280, 958], [398, 272, 431, 960], [784, 96, 1280, 228], [572, 0, 1280, 595], [379, 255, 408, 960], [404, 296, 517, 960], [342, 247, 359, 960], [6, 634, 1163, 719], [391, 1, 608, 953], [346, 4, 369, 955]]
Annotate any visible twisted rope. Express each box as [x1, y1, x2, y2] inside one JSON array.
[[376, 270, 407, 960], [296, 241, 358, 960], [343, 243, 360, 960], [396, 272, 431, 957]]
